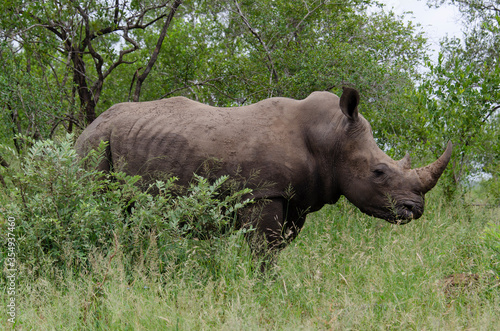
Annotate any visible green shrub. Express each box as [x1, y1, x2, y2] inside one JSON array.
[[0, 135, 254, 281]]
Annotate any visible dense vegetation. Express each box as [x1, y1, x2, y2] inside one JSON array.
[[1, 0, 499, 329], [1, 137, 499, 329]]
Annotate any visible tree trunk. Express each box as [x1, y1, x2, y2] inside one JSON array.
[[71, 49, 97, 125]]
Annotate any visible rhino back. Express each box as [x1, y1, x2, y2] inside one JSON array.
[[77, 93, 342, 203]]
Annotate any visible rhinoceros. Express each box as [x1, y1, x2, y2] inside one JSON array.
[[76, 87, 451, 251]]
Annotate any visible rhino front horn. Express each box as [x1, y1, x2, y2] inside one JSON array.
[[416, 141, 453, 193]]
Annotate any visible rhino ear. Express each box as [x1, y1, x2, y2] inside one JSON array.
[[340, 87, 360, 121]]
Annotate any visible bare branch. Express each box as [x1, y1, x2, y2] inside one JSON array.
[[232, 0, 279, 84], [128, 67, 143, 102], [69, 0, 172, 41], [284, 0, 325, 48], [114, 0, 120, 25], [161, 77, 246, 104], [0, 155, 9, 168], [481, 104, 500, 123], [133, 0, 183, 102], [49, 114, 83, 137], [121, 1, 176, 34], [162, 77, 223, 97], [103, 27, 140, 81]]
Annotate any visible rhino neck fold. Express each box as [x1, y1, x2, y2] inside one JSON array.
[[303, 125, 343, 207]]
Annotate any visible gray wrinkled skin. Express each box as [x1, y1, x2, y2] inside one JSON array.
[[76, 88, 452, 251]]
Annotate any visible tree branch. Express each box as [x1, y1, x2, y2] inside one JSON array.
[[7, 1, 184, 124], [481, 104, 500, 123], [0, 155, 9, 168], [161, 77, 232, 98], [103, 27, 140, 81], [133, 0, 183, 102], [284, 0, 325, 48], [232, 0, 279, 84], [123, 1, 173, 33], [114, 0, 120, 25]]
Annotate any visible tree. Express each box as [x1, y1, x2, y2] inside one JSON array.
[[1, 0, 429, 162], [1, 0, 183, 126], [0, 43, 74, 151], [128, 0, 427, 146], [415, 0, 500, 194]]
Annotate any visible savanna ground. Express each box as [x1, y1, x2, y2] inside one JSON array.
[[1, 140, 499, 330]]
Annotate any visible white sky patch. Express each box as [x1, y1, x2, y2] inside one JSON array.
[[375, 0, 464, 60]]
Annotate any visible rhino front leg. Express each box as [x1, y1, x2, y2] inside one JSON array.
[[242, 199, 287, 271], [259, 199, 288, 248]]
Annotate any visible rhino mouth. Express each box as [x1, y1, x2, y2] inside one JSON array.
[[352, 196, 424, 225], [362, 203, 420, 224], [387, 201, 423, 224]]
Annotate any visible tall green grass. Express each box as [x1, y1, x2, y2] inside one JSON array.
[[1, 137, 499, 330]]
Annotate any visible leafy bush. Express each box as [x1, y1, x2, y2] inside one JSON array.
[[0, 135, 254, 280]]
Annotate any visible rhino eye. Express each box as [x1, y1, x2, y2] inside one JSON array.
[[372, 164, 389, 179], [372, 163, 391, 182]]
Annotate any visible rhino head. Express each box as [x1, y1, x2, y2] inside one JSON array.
[[335, 88, 452, 224]]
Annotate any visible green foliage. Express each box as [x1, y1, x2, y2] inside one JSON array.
[[162, 174, 253, 240], [416, 49, 499, 182], [121, 0, 431, 169], [0, 2, 499, 328], [1, 0, 182, 128], [402, 1, 500, 197], [2, 190, 499, 329], [0, 0, 426, 150], [137, 0, 426, 111], [1, 0, 497, 201], [0, 44, 76, 148], [483, 221, 500, 274], [1, 0, 440, 182], [0, 135, 254, 279]]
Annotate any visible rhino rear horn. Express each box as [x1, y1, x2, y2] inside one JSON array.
[[340, 87, 360, 121], [398, 153, 411, 170], [416, 141, 453, 193]]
